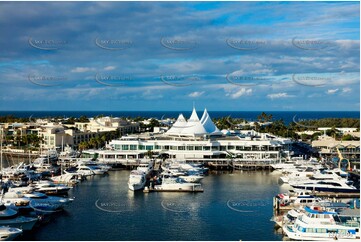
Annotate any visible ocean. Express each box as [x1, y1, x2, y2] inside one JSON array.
[[0, 111, 359, 125]]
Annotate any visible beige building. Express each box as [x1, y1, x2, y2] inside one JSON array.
[[312, 136, 360, 163]]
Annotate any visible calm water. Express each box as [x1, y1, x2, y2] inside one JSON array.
[[0, 111, 359, 125], [17, 170, 289, 241]]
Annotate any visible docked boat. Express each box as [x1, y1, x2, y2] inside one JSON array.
[[154, 177, 202, 191], [0, 226, 22, 241], [283, 206, 359, 240], [0, 204, 38, 231], [137, 161, 153, 174], [276, 190, 323, 207], [2, 190, 73, 213], [290, 180, 359, 193], [29, 180, 72, 196], [51, 173, 83, 185], [128, 170, 146, 191]]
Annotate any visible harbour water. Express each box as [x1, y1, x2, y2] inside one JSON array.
[[17, 170, 288, 241]]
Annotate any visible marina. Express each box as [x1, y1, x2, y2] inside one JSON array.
[[0, 107, 360, 241], [1, 0, 360, 240]]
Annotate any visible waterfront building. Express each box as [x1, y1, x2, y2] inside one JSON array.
[[83, 108, 293, 164], [73, 117, 139, 135], [312, 136, 360, 165]]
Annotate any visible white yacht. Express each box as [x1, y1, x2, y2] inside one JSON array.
[[29, 180, 72, 196], [0, 204, 38, 231], [0, 226, 22, 241], [137, 161, 153, 174], [74, 165, 96, 176], [128, 170, 146, 191], [276, 190, 322, 207], [51, 173, 82, 185], [3, 191, 73, 213], [283, 206, 359, 240], [279, 167, 317, 183], [154, 177, 202, 191], [290, 180, 359, 193]]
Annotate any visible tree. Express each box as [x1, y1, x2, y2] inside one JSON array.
[[78, 141, 89, 151]]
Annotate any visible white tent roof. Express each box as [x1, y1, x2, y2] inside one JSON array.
[[180, 108, 207, 136], [166, 114, 187, 135], [201, 109, 221, 134], [166, 108, 220, 137]]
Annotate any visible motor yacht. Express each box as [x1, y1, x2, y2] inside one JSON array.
[[29, 180, 72, 196], [0, 204, 38, 231], [128, 170, 146, 191], [137, 161, 153, 174], [283, 206, 359, 240], [154, 177, 202, 191], [290, 180, 359, 193]]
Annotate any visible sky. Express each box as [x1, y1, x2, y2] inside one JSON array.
[[0, 1, 359, 111]]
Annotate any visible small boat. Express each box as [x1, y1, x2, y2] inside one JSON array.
[[0, 226, 22, 241], [128, 170, 146, 191], [0, 204, 38, 231]]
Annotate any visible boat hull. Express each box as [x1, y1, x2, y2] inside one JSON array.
[[0, 217, 38, 231], [0, 227, 22, 241], [291, 185, 359, 193]]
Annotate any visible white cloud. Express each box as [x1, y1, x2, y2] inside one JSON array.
[[326, 88, 339, 94], [71, 67, 95, 73], [104, 66, 116, 71], [342, 87, 352, 93], [188, 91, 204, 98], [267, 92, 295, 99], [225, 87, 252, 99]]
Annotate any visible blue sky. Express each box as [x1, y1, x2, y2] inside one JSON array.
[[0, 1, 359, 111]]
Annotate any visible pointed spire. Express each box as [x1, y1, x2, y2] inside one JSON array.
[[200, 108, 208, 124]]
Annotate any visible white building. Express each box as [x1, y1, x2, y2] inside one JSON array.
[[83, 108, 293, 164]]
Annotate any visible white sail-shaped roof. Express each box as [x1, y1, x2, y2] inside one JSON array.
[[166, 114, 187, 135], [200, 109, 221, 134], [200, 108, 207, 124], [180, 108, 207, 136]]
